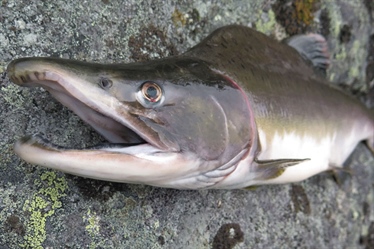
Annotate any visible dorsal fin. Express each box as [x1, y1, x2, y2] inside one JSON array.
[[285, 34, 330, 76]]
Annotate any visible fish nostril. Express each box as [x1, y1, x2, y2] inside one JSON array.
[[99, 77, 113, 89]]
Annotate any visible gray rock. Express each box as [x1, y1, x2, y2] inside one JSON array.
[[0, 0, 373, 248]]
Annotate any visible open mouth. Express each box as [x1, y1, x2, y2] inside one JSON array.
[[7, 58, 160, 153]]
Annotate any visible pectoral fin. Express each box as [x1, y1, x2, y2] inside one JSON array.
[[253, 158, 310, 180], [244, 185, 259, 191]]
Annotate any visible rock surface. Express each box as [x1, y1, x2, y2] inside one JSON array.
[[0, 0, 373, 248]]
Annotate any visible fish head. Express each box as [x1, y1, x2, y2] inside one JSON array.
[[7, 57, 255, 189]]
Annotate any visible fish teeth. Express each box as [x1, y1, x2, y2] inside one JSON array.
[[10, 71, 46, 84]]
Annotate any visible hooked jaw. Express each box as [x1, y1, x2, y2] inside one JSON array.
[[7, 58, 147, 145], [7, 58, 186, 187]]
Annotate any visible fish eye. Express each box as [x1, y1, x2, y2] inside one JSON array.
[[99, 77, 113, 89], [141, 81, 162, 103]]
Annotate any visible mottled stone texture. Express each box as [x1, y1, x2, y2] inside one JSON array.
[[0, 0, 373, 248]]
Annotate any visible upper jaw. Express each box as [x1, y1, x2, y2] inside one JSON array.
[[7, 57, 170, 151]]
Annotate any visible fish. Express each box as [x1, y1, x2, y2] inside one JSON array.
[[7, 25, 374, 189]]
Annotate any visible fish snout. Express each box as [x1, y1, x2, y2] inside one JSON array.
[[7, 58, 48, 86]]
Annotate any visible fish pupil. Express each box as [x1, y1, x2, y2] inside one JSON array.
[[146, 86, 157, 98]]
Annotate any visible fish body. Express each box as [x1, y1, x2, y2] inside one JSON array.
[[7, 25, 374, 189]]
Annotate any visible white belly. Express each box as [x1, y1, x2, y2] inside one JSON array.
[[253, 126, 369, 186], [255, 129, 338, 184]]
